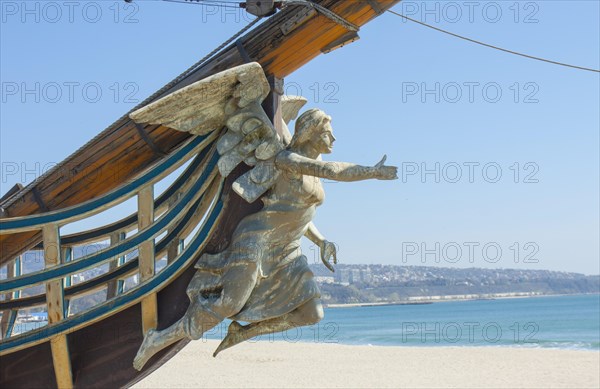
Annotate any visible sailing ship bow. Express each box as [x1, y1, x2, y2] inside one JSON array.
[[0, 1, 401, 387]]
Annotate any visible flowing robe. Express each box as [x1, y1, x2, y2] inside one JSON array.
[[188, 170, 324, 323]]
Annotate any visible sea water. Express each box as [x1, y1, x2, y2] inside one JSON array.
[[318, 294, 600, 349], [207, 294, 600, 350], [11, 294, 599, 350]]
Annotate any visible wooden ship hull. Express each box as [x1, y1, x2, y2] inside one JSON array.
[[0, 1, 400, 387]]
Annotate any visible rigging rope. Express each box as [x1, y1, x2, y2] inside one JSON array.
[[387, 9, 599, 74]]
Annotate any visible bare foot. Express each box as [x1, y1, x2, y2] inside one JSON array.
[[213, 321, 244, 357], [133, 329, 158, 371]]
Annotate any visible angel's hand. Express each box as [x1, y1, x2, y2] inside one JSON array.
[[373, 155, 398, 180], [320, 240, 338, 272]]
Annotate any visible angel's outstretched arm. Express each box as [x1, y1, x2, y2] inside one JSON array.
[[275, 151, 398, 182]]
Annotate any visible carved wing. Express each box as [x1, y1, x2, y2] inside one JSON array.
[[279, 95, 308, 146], [130, 62, 306, 203]]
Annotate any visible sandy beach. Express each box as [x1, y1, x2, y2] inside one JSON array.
[[133, 340, 599, 388]]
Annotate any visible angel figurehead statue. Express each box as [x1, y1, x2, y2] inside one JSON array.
[[131, 63, 397, 370]]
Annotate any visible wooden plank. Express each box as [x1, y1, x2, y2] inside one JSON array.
[[1, 310, 18, 340], [0, 258, 17, 339], [61, 247, 73, 318], [166, 240, 179, 265], [140, 295, 158, 335], [43, 224, 74, 389], [44, 225, 63, 322], [106, 232, 122, 299], [50, 335, 73, 389], [262, 75, 285, 140], [137, 186, 155, 280], [166, 187, 181, 265], [137, 186, 157, 334]]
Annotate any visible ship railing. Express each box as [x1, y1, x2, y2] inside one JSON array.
[[0, 132, 226, 388]]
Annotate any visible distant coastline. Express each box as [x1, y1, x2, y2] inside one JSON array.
[[311, 264, 599, 305], [325, 301, 433, 308], [324, 291, 600, 308]]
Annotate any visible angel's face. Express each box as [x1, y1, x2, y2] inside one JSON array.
[[315, 122, 336, 154]]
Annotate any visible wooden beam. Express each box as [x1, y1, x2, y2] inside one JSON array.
[[43, 224, 73, 389], [106, 232, 122, 299], [0, 257, 18, 339], [166, 195, 181, 265], [60, 247, 73, 318], [167, 240, 179, 265], [137, 186, 157, 334], [50, 336, 73, 389], [262, 75, 285, 140]]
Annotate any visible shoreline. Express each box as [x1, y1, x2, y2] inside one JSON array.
[[324, 292, 599, 308], [215, 337, 600, 353], [133, 340, 600, 388]]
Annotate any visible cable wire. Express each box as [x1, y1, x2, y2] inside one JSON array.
[[387, 9, 599, 74], [163, 0, 242, 9]]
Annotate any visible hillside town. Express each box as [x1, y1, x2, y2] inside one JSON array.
[[310, 264, 599, 304]]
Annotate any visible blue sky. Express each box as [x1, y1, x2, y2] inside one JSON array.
[[1, 0, 598, 274]]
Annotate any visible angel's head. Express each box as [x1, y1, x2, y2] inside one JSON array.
[[290, 109, 336, 155]]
